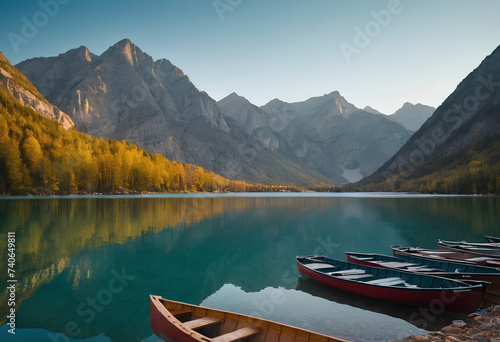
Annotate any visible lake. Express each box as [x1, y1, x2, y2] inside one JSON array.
[[0, 193, 499, 341]]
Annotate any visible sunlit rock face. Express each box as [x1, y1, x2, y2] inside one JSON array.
[[0, 52, 74, 130]]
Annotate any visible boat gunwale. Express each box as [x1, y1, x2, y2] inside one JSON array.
[[345, 251, 500, 277], [437, 241, 500, 258], [391, 245, 500, 266], [150, 295, 349, 342], [296, 255, 483, 292], [296, 255, 485, 314]]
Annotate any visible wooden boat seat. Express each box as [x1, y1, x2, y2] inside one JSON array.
[[307, 263, 335, 270], [420, 251, 454, 254], [365, 277, 405, 286], [184, 317, 223, 330], [212, 327, 260, 342], [376, 262, 418, 268], [406, 266, 439, 272], [329, 269, 365, 275], [466, 257, 495, 262], [336, 274, 374, 280]]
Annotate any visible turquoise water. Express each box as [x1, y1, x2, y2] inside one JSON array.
[[0, 193, 499, 341]]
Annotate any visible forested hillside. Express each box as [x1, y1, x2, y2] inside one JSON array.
[[359, 44, 500, 195], [0, 87, 257, 194], [360, 142, 500, 194]]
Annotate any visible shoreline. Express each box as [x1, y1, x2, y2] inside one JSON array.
[[1, 191, 498, 199], [393, 305, 500, 342]]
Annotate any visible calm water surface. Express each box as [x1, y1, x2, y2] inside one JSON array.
[[0, 193, 499, 342]]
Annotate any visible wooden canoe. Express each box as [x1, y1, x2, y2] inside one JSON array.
[[345, 252, 499, 296], [392, 245, 500, 267], [438, 239, 500, 249], [438, 240, 500, 258], [296, 255, 485, 314], [150, 295, 348, 342]]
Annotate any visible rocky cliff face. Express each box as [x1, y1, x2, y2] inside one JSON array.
[[16, 40, 332, 185], [220, 91, 412, 183], [259, 92, 412, 183], [362, 44, 500, 188], [218, 93, 281, 151], [16, 40, 229, 160], [0, 52, 74, 130], [15, 39, 424, 185]]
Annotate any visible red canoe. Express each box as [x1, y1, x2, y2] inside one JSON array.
[[392, 245, 500, 267], [150, 295, 348, 342], [345, 251, 498, 296], [296, 255, 485, 314]]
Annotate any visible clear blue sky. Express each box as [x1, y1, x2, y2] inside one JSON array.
[[1, 0, 499, 113]]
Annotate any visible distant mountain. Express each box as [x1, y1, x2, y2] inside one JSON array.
[[15, 39, 418, 185], [220, 91, 412, 183], [16, 40, 331, 185], [360, 44, 500, 194], [218, 92, 281, 151], [387, 102, 435, 132], [363, 106, 384, 115], [0, 52, 74, 130]]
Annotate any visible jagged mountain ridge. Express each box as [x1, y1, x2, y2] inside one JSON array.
[[362, 103, 435, 132], [16, 40, 332, 185], [220, 91, 412, 183], [16, 39, 431, 184], [361, 44, 500, 191]]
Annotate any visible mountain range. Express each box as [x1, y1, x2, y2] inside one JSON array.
[[4, 38, 498, 193], [15, 39, 434, 185], [222, 91, 415, 183]]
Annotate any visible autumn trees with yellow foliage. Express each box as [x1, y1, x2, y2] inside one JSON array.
[[0, 87, 259, 194]]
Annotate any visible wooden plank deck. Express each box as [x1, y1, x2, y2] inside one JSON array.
[[184, 317, 222, 330], [212, 327, 260, 342], [336, 274, 374, 280], [307, 263, 334, 270]]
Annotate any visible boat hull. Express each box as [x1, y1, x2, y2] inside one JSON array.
[[392, 246, 500, 267], [346, 252, 500, 296], [297, 256, 484, 314], [150, 295, 202, 342], [437, 242, 500, 259], [150, 295, 348, 342]]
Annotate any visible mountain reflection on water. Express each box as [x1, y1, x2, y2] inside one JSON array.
[[201, 283, 428, 342]]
